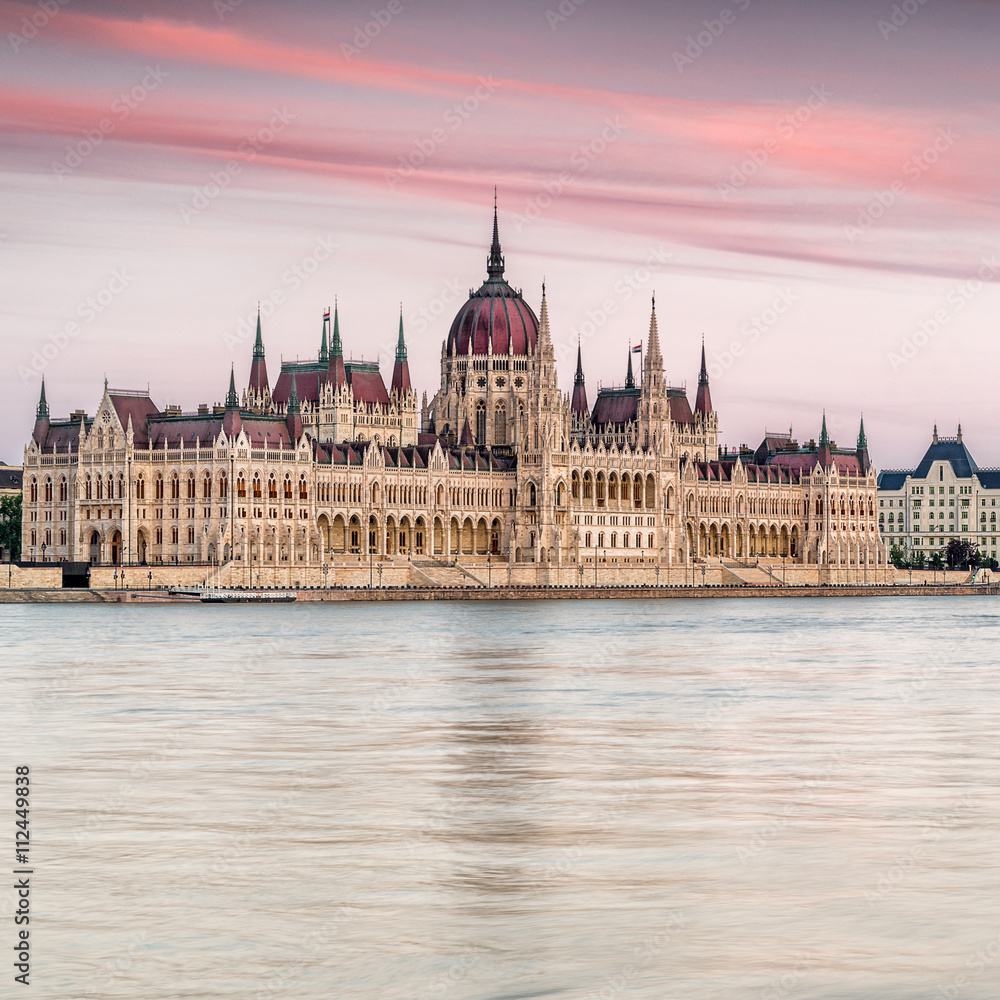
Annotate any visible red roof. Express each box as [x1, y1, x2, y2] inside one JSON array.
[[592, 390, 639, 426], [447, 282, 538, 356], [110, 393, 160, 446], [347, 369, 389, 406]]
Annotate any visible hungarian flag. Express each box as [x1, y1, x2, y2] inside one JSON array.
[[323, 307, 331, 321], [632, 342, 642, 353]]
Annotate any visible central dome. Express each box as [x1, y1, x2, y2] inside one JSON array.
[[445, 207, 539, 357]]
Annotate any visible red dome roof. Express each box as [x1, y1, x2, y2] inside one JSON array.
[[447, 282, 538, 357], [445, 205, 539, 357]]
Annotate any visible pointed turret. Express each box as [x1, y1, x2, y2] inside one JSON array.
[[327, 300, 346, 389], [932, 423, 939, 445], [694, 338, 713, 416], [286, 372, 303, 440], [536, 281, 554, 360], [248, 306, 270, 395], [32, 378, 50, 445], [571, 339, 589, 419], [625, 345, 635, 390], [223, 366, 242, 437], [856, 415, 870, 474], [957, 422, 963, 444], [459, 417, 474, 447], [817, 410, 832, 469], [226, 365, 239, 409], [486, 188, 505, 280], [391, 308, 411, 395], [319, 308, 329, 366], [643, 295, 663, 384]]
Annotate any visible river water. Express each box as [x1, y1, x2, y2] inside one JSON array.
[[2, 596, 1000, 999]]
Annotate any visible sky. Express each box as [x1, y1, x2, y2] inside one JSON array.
[[1, 0, 999, 468]]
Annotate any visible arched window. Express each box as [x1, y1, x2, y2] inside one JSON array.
[[476, 400, 487, 444], [29, 478, 38, 503], [219, 474, 228, 499], [299, 477, 307, 501], [154, 476, 163, 500], [186, 474, 195, 499], [253, 476, 262, 499], [494, 402, 506, 445], [572, 472, 581, 500], [170, 475, 180, 500], [268, 477, 278, 500], [44, 478, 52, 502], [283, 476, 292, 500], [96, 477, 104, 500], [203, 474, 212, 499], [117, 475, 124, 500], [583, 473, 593, 500], [528, 483, 537, 507], [135, 476, 145, 500]]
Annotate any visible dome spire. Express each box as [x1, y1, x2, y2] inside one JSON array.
[[625, 345, 635, 389], [487, 188, 505, 279], [226, 365, 238, 409]]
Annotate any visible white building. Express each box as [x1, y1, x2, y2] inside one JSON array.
[[877, 426, 1000, 561]]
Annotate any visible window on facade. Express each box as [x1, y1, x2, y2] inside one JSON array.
[[187, 475, 195, 499], [269, 478, 278, 500], [171, 476, 179, 499], [220, 476, 228, 499], [284, 477, 292, 500], [476, 400, 486, 444], [299, 479, 307, 501], [494, 403, 506, 445]]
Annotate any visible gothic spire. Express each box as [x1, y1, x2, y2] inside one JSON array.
[[856, 414, 870, 474], [253, 304, 264, 359], [36, 378, 49, 420], [327, 299, 346, 389], [319, 308, 329, 365], [645, 294, 663, 373], [226, 365, 239, 409], [288, 371, 300, 414], [817, 410, 833, 469], [248, 304, 270, 395], [536, 282, 553, 359], [819, 410, 829, 446], [487, 189, 505, 279], [694, 336, 713, 416], [625, 345, 635, 389], [571, 337, 589, 418], [391, 307, 412, 395]]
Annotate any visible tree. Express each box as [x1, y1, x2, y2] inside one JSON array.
[[944, 537, 977, 569], [0, 494, 21, 562], [889, 543, 908, 568], [929, 551, 944, 569], [912, 551, 926, 569]]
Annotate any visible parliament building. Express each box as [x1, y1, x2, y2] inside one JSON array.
[[22, 208, 888, 587]]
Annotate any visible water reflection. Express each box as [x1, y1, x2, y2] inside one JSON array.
[[2, 598, 1000, 999]]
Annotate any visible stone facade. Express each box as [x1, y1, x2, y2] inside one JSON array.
[[877, 426, 1000, 563], [22, 209, 889, 586]]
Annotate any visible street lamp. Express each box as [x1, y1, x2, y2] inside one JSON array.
[[655, 562, 660, 588], [147, 570, 152, 591], [41, 542, 46, 564], [488, 551, 492, 589]]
